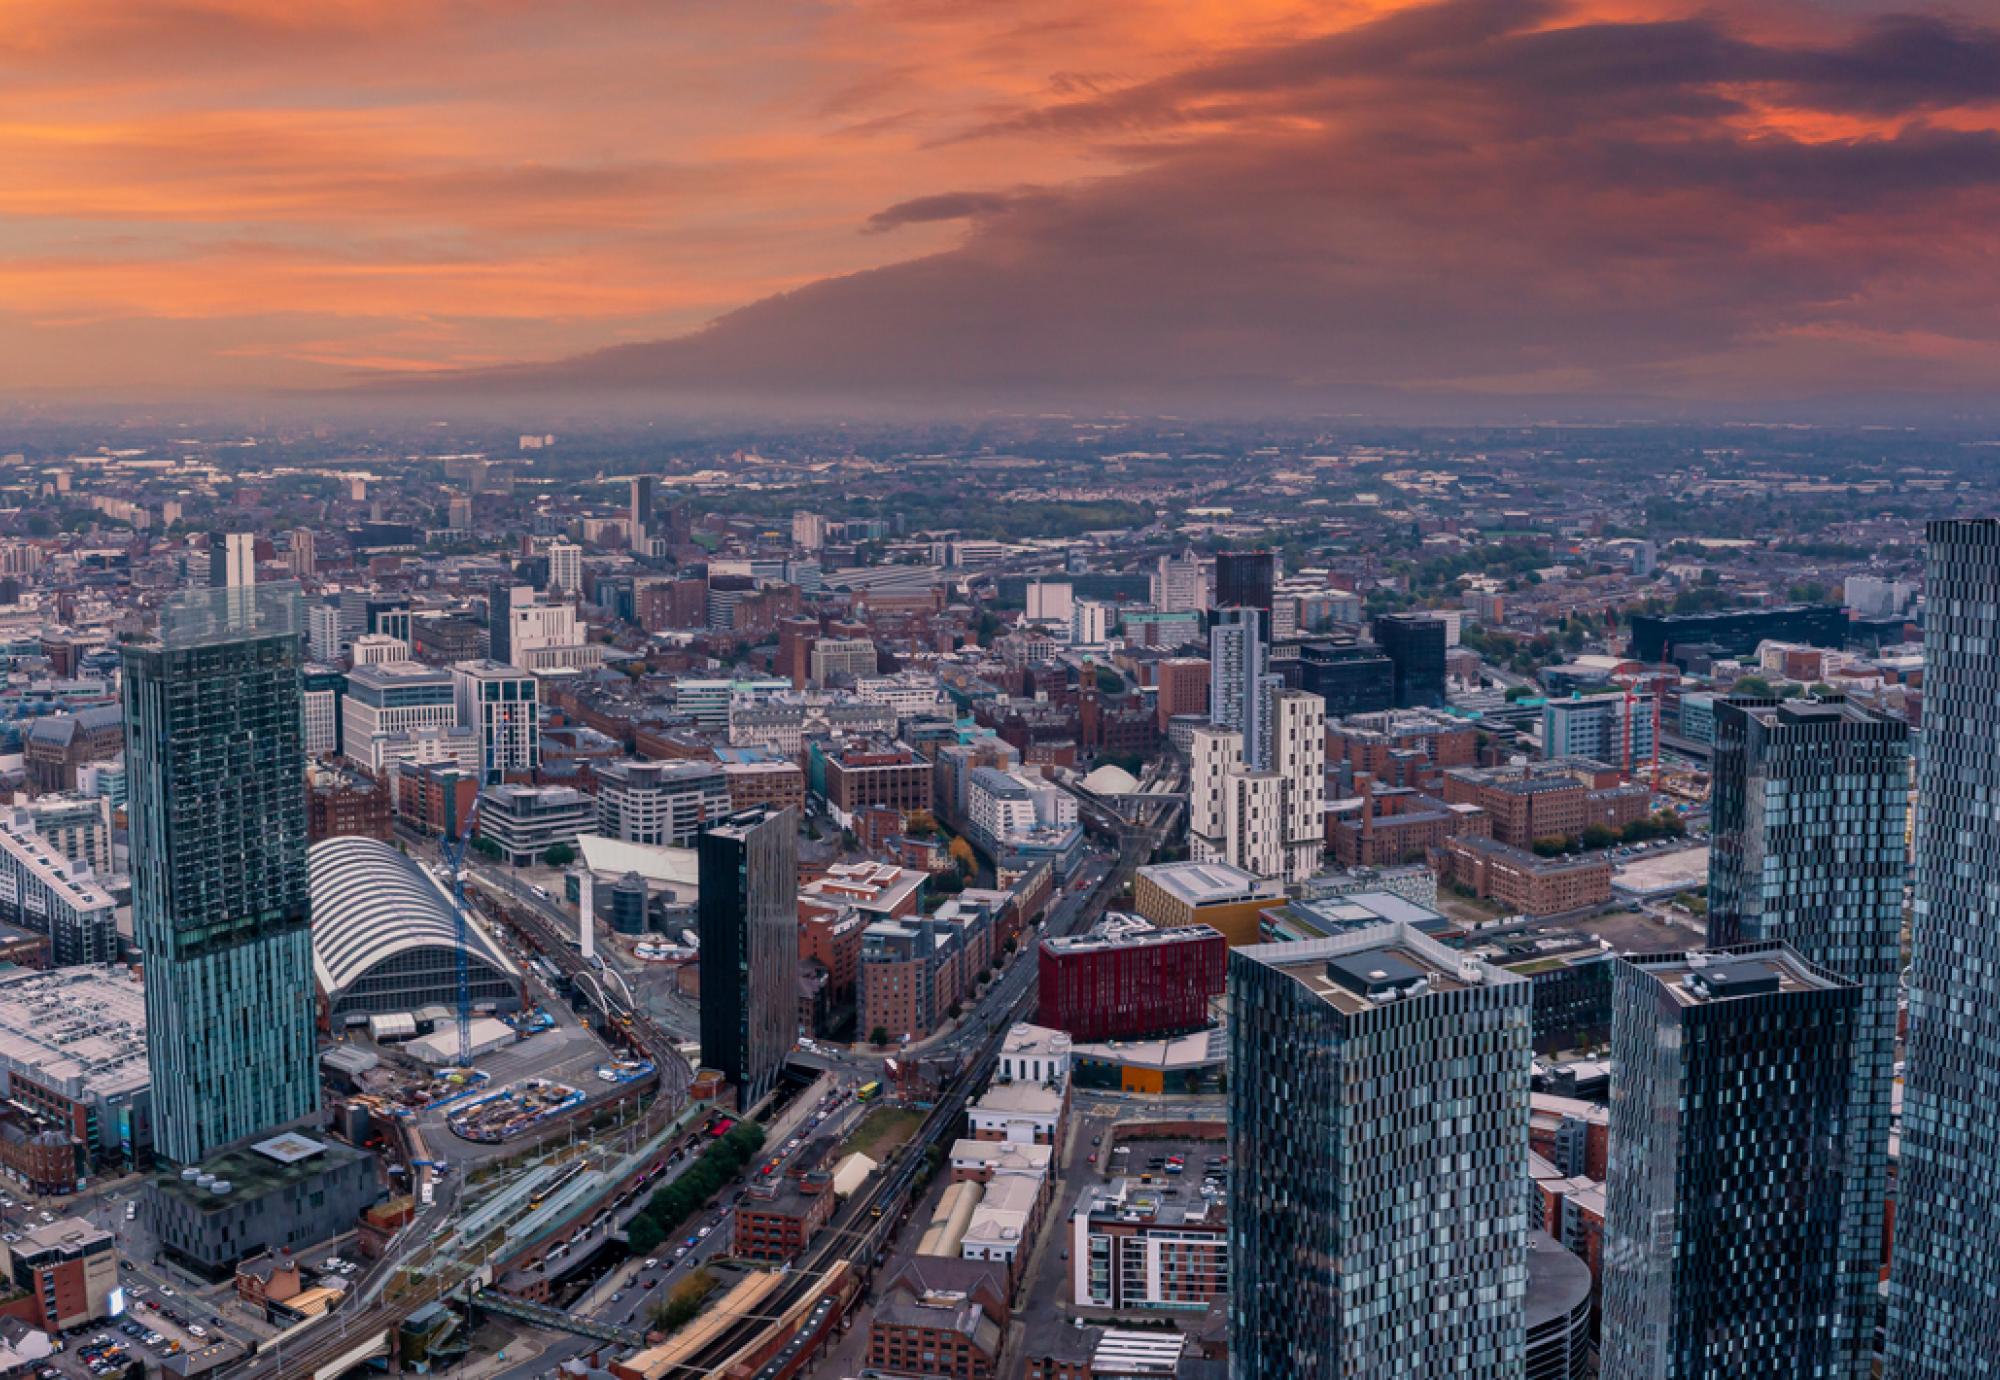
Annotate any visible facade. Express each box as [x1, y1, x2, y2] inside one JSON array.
[[342, 660, 456, 769], [1208, 608, 1270, 766], [822, 741, 932, 824], [1268, 688, 1325, 883], [546, 539, 582, 594], [122, 584, 318, 1167], [1036, 923, 1225, 1042], [1154, 656, 1209, 730], [1626, 603, 1845, 664], [1214, 550, 1275, 616], [809, 637, 878, 685], [868, 1258, 1009, 1380], [1229, 925, 1531, 1379], [1296, 638, 1396, 719], [22, 707, 123, 795], [300, 664, 344, 757], [1151, 549, 1207, 614], [304, 763, 392, 843], [1130, 861, 1284, 948], [1525, 1232, 1593, 1380], [1436, 834, 1613, 916], [697, 806, 798, 1111], [860, 916, 965, 1045], [1542, 693, 1657, 764], [451, 660, 539, 780], [732, 1174, 836, 1263], [1070, 1176, 1228, 1313], [0, 1219, 118, 1332], [1708, 694, 1907, 1374], [1601, 944, 1860, 1378], [1372, 613, 1447, 709], [0, 810, 117, 965], [475, 784, 591, 865], [1889, 519, 2000, 1372], [19, 795, 109, 876], [595, 758, 731, 848], [150, 1132, 378, 1278]]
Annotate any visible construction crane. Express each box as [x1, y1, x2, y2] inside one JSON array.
[[440, 743, 499, 1066]]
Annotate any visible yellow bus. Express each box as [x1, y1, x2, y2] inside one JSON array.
[[856, 1081, 882, 1103]]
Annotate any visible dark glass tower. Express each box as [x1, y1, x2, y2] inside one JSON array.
[[697, 805, 798, 1111], [1889, 518, 2000, 1373], [1371, 613, 1447, 709], [1708, 696, 1907, 1375], [1602, 943, 1860, 1378], [1229, 925, 1532, 1379], [122, 584, 318, 1166], [1214, 550, 1275, 619]]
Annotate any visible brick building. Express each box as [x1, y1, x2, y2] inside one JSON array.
[[1154, 657, 1210, 731], [731, 1171, 836, 1263], [1036, 923, 1226, 1043], [306, 763, 392, 843], [822, 741, 932, 824], [1326, 785, 1490, 868], [1435, 835, 1613, 915], [868, 1258, 1010, 1379]]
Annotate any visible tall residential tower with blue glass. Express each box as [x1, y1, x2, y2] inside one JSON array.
[[123, 583, 318, 1167]]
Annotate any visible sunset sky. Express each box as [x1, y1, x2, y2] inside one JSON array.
[[2, 0, 1997, 410]]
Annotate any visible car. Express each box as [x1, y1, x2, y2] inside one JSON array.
[[643, 1257, 659, 1269], [187, 1326, 206, 1340], [1091, 1135, 1101, 1146], [672, 1246, 688, 1260], [1087, 1153, 1096, 1164], [684, 1237, 697, 1249], [610, 1293, 624, 1304], [697, 1226, 712, 1239]]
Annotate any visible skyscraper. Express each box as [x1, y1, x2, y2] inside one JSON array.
[[547, 540, 583, 595], [1209, 607, 1272, 767], [1709, 696, 1907, 1375], [631, 474, 656, 549], [1371, 613, 1447, 709], [1889, 518, 2000, 1372], [1229, 925, 1531, 1378], [1268, 688, 1325, 884], [208, 531, 255, 590], [122, 584, 317, 1166], [697, 805, 798, 1111], [1601, 943, 1860, 1377], [1215, 550, 1275, 619]]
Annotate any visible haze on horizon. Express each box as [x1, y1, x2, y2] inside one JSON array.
[[2, 0, 1998, 418]]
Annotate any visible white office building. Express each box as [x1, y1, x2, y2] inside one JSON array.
[[546, 540, 583, 594], [343, 662, 457, 769], [452, 660, 540, 780]]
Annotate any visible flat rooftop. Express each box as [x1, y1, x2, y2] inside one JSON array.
[[1239, 922, 1522, 1016], [0, 966, 148, 1102], [1135, 861, 1283, 907], [1638, 947, 1847, 1006]]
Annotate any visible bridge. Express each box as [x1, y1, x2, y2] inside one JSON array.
[[473, 1291, 647, 1348]]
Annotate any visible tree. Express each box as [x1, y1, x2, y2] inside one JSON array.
[[542, 842, 577, 868], [1002, 936, 1018, 955], [1580, 823, 1618, 851], [471, 836, 504, 860], [1531, 835, 1571, 857], [906, 809, 939, 838], [871, 1026, 890, 1047], [1733, 675, 1773, 696], [1504, 685, 1534, 703], [947, 1002, 963, 1021], [948, 836, 977, 875]]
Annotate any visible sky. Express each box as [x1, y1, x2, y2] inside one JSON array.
[[2, 0, 1997, 414]]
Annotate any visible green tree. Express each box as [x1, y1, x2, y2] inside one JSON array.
[[1733, 675, 1773, 696], [1531, 835, 1570, 857], [542, 842, 577, 868], [1580, 823, 1618, 851], [871, 1026, 890, 1047], [471, 836, 504, 860], [947, 1002, 963, 1021]]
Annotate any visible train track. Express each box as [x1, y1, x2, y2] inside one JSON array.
[[656, 830, 1149, 1377]]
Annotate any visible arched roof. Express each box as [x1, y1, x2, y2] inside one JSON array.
[[1079, 763, 1141, 796], [309, 837, 519, 1000]]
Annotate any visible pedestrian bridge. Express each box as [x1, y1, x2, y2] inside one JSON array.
[[472, 1291, 646, 1348]]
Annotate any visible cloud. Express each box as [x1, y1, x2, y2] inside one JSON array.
[[409, 0, 2000, 412]]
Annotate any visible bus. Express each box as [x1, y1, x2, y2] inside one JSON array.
[[856, 1081, 882, 1103]]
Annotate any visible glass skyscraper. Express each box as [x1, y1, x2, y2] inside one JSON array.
[[697, 804, 798, 1112], [123, 583, 318, 1167], [1228, 924, 1532, 1379], [1890, 518, 2000, 1374], [1708, 695, 1908, 1375], [1601, 944, 1860, 1377]]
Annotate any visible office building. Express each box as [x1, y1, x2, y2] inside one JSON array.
[[1037, 922, 1224, 1042], [632, 475, 656, 547], [1071, 600, 1110, 646], [1626, 603, 1846, 665], [1708, 695, 1907, 1373], [1889, 519, 2000, 1371], [0, 1219, 118, 1332], [790, 508, 824, 551], [1151, 549, 1207, 614], [1229, 925, 1531, 1378], [208, 531, 256, 590], [1843, 574, 1915, 620], [286, 529, 315, 580], [1215, 550, 1275, 617], [17, 795, 110, 877], [1372, 613, 1447, 709], [1542, 692, 1656, 765], [808, 637, 878, 685], [122, 584, 317, 1167], [451, 659, 539, 781], [349, 632, 408, 666], [342, 661, 457, 769], [301, 664, 344, 758], [697, 805, 798, 1111], [474, 784, 591, 866], [1155, 656, 1209, 731], [1025, 581, 1074, 625], [1602, 944, 1861, 1377], [0, 966, 151, 1170], [1296, 637, 1395, 718], [595, 758, 730, 848]]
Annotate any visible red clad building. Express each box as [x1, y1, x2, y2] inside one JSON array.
[[1036, 921, 1225, 1042]]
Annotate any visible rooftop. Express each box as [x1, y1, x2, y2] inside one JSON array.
[[1135, 860, 1284, 907], [1239, 922, 1522, 1018], [156, 1134, 369, 1213], [0, 966, 147, 1102], [1637, 945, 1848, 1006], [1044, 921, 1221, 956]]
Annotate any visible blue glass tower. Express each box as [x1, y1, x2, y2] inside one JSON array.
[[123, 584, 318, 1166], [1889, 519, 2000, 1375], [1708, 695, 1908, 1375]]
